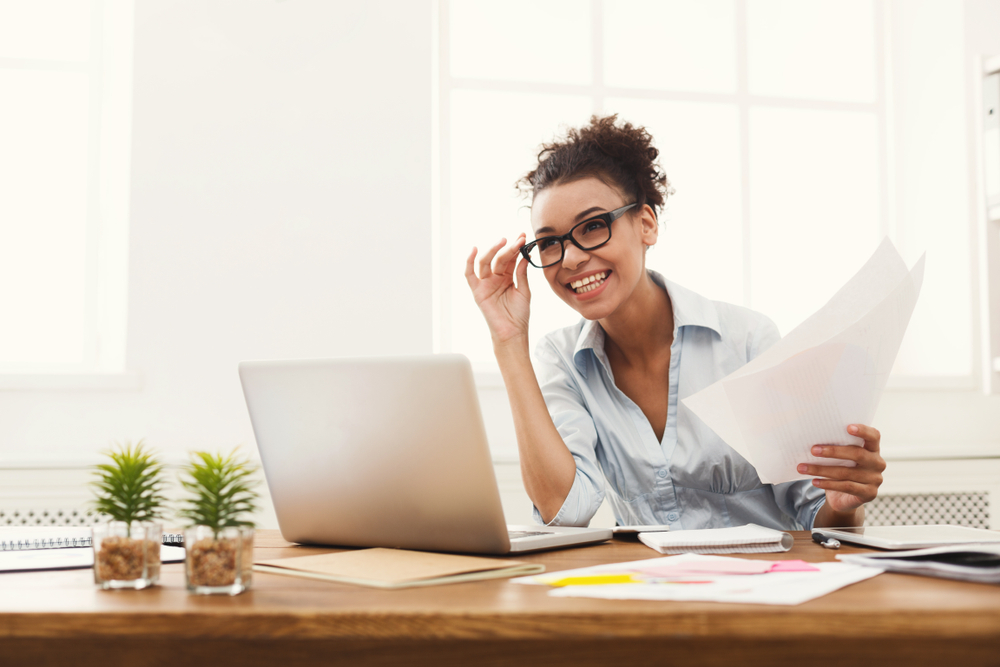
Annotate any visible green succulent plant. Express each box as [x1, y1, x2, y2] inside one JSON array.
[[91, 441, 167, 525], [178, 450, 260, 538]]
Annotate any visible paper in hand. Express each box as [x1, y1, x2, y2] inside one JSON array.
[[682, 238, 924, 484]]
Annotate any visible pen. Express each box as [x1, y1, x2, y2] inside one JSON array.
[[811, 532, 840, 550]]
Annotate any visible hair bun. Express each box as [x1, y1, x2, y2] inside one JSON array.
[[518, 114, 672, 215]]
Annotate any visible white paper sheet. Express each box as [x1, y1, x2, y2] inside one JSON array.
[[547, 562, 882, 606], [683, 238, 924, 484], [514, 553, 883, 606]]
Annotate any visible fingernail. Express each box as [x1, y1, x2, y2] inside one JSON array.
[[812, 446, 823, 455], [848, 425, 859, 434], [797, 464, 808, 473]]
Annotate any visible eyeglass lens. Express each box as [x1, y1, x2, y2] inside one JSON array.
[[526, 219, 611, 267]]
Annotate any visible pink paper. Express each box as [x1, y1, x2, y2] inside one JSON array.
[[768, 560, 820, 573]]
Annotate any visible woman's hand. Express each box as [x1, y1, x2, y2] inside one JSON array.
[[465, 234, 532, 346], [800, 424, 885, 523]]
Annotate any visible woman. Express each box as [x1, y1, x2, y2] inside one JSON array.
[[465, 115, 885, 531]]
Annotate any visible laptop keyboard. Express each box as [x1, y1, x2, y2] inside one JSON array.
[[508, 530, 552, 540]]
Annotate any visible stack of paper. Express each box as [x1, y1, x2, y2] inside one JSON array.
[[683, 238, 925, 484], [837, 544, 1000, 584], [638, 524, 793, 554]]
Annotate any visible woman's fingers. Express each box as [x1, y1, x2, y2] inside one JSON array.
[[798, 462, 883, 484], [849, 423, 881, 452], [515, 252, 531, 299], [477, 238, 507, 278], [493, 234, 525, 277], [465, 246, 480, 289], [805, 424, 887, 513], [808, 442, 886, 471], [811, 479, 877, 503]]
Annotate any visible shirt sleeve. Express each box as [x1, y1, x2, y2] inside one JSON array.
[[749, 314, 827, 529], [530, 337, 606, 527]]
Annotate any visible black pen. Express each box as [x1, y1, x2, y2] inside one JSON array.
[[811, 531, 841, 550]]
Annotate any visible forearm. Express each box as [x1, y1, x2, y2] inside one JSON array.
[[494, 338, 577, 523], [813, 501, 865, 528]]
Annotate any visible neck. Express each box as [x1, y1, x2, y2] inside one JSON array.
[[599, 270, 674, 365]]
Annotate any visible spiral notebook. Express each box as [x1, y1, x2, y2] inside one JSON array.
[[1, 526, 185, 551], [0, 526, 185, 572], [638, 524, 794, 555]]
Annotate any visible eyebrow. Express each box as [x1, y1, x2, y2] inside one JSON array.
[[534, 206, 608, 236]]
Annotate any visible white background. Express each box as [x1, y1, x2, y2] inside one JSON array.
[[0, 0, 999, 528]]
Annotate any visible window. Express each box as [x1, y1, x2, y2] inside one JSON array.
[[0, 0, 133, 379], [436, 0, 975, 387]]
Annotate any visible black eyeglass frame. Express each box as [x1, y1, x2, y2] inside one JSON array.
[[520, 202, 638, 268]]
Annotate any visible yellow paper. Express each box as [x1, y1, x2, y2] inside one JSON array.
[[548, 574, 638, 587]]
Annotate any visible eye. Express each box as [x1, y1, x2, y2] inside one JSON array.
[[583, 219, 608, 232], [537, 237, 561, 250]]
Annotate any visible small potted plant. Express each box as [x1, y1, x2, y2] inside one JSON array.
[[90, 442, 167, 589], [179, 450, 259, 595]]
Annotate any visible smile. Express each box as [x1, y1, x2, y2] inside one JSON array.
[[568, 271, 610, 294]]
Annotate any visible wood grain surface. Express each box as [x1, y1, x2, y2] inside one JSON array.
[[1, 530, 999, 667]]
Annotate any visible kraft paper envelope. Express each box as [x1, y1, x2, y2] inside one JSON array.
[[254, 547, 544, 589]]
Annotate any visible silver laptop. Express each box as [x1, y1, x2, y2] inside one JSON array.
[[238, 354, 612, 554]]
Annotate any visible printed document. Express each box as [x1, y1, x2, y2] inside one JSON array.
[[683, 238, 924, 484]]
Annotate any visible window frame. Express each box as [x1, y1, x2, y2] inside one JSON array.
[[0, 0, 135, 388], [434, 0, 978, 391]]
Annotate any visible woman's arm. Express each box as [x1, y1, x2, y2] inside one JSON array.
[[493, 338, 577, 522], [464, 236, 577, 523]]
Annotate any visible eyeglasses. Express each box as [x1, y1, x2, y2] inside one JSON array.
[[520, 203, 637, 268]]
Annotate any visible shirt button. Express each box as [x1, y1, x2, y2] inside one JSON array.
[[657, 469, 668, 479], [667, 512, 679, 522]]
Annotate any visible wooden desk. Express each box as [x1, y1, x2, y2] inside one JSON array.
[[2, 530, 999, 666]]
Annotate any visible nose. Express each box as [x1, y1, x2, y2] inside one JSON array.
[[562, 243, 590, 270]]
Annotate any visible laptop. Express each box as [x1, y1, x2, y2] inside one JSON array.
[[238, 354, 612, 554]]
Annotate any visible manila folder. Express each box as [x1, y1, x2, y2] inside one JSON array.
[[254, 547, 545, 589]]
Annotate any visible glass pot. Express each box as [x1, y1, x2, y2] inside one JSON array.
[[184, 526, 254, 595], [92, 521, 162, 590]]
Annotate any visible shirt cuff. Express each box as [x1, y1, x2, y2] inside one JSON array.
[[805, 495, 827, 529], [530, 472, 603, 527]]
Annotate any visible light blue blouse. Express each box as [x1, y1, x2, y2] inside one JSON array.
[[532, 271, 826, 531]]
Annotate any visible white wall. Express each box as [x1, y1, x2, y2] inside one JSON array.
[[2, 0, 999, 532], [0, 0, 433, 471]]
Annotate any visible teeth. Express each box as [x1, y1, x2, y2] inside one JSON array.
[[571, 271, 607, 293]]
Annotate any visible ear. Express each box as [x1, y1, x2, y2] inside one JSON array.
[[638, 204, 659, 248]]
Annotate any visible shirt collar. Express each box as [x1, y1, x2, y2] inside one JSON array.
[[651, 270, 722, 336], [571, 270, 721, 375]]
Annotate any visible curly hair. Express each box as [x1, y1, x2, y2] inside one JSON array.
[[518, 114, 673, 217]]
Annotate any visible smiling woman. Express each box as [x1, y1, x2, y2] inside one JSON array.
[[465, 115, 886, 532]]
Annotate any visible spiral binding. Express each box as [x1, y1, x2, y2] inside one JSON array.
[[163, 533, 184, 547], [1, 533, 186, 551], [1, 536, 92, 551]]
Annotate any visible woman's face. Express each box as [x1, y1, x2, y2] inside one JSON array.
[[530, 176, 658, 321]]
